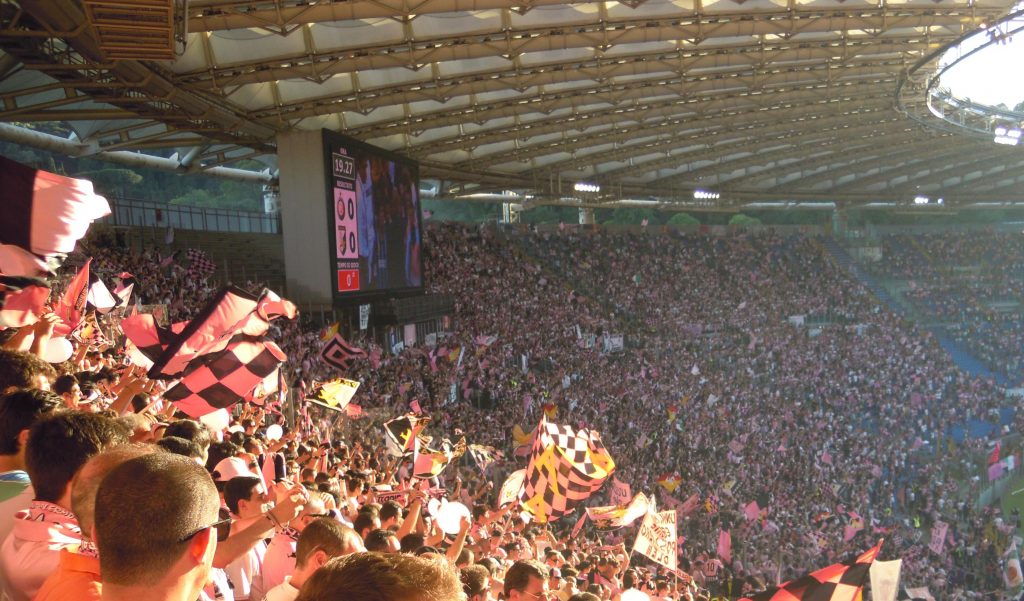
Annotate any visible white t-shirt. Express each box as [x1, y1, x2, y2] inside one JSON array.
[[261, 577, 299, 601], [225, 539, 267, 601]]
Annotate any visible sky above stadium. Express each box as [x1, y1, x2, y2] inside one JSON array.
[[939, 8, 1024, 110]]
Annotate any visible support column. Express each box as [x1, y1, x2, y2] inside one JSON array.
[[579, 207, 595, 225], [277, 130, 333, 305]]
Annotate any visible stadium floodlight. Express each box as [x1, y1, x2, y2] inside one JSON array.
[[574, 182, 600, 193], [693, 189, 721, 200], [995, 126, 1008, 136], [1009, 129, 1023, 139], [994, 135, 1020, 146], [913, 195, 930, 204]]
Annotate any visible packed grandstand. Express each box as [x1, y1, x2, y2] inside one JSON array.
[[3, 171, 1024, 601]]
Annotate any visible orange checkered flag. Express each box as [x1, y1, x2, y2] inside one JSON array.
[[519, 417, 615, 523]]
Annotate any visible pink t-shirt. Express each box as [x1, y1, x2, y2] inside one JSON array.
[[260, 529, 299, 593]]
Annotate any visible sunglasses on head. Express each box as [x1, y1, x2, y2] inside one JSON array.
[[178, 517, 232, 544]]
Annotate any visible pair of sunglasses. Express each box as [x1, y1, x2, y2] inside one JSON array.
[[178, 517, 232, 543]]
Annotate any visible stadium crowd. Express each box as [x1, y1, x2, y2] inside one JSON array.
[[0, 221, 1019, 601], [866, 231, 1024, 386]]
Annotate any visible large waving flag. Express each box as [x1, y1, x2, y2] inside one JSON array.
[[0, 156, 110, 277], [163, 335, 287, 418], [468, 444, 500, 473], [148, 287, 296, 379], [519, 417, 616, 523], [0, 276, 49, 328], [413, 437, 466, 479], [657, 473, 682, 493], [740, 540, 884, 601], [120, 314, 187, 368]]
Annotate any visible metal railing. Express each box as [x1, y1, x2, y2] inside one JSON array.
[[103, 197, 280, 234]]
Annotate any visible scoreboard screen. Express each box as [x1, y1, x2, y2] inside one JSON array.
[[323, 130, 423, 302]]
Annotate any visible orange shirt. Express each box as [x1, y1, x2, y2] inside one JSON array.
[[33, 547, 101, 601]]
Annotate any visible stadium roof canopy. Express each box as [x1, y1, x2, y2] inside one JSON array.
[[0, 0, 1022, 210]]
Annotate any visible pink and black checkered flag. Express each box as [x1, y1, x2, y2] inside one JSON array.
[[519, 417, 616, 523], [740, 540, 883, 601], [186, 248, 216, 280], [162, 335, 286, 417], [148, 287, 295, 380]]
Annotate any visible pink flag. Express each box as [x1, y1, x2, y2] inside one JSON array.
[[820, 451, 833, 466], [743, 501, 760, 521], [717, 530, 732, 563], [54, 258, 91, 336], [989, 461, 1005, 481], [409, 399, 422, 414], [0, 156, 110, 266], [571, 511, 588, 538], [0, 278, 49, 328]]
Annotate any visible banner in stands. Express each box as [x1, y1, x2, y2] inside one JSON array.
[[603, 334, 624, 354], [633, 510, 677, 570]]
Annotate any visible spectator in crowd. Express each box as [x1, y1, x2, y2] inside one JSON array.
[[261, 518, 363, 601], [0, 412, 128, 601], [294, 552, 464, 601], [35, 444, 157, 601], [0, 388, 62, 540], [0, 349, 56, 393], [504, 560, 551, 601]]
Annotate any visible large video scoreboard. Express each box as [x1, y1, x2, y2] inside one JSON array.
[[323, 130, 423, 302]]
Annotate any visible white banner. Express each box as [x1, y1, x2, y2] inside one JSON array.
[[499, 469, 526, 507], [359, 304, 370, 330], [633, 510, 677, 570], [603, 334, 625, 353], [869, 559, 902, 601]]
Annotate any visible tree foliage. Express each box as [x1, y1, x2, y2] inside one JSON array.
[[666, 212, 700, 225], [728, 213, 763, 226]]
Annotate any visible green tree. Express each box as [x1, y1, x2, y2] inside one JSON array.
[[728, 213, 763, 226], [77, 169, 143, 199], [667, 212, 701, 225], [601, 207, 662, 225]]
